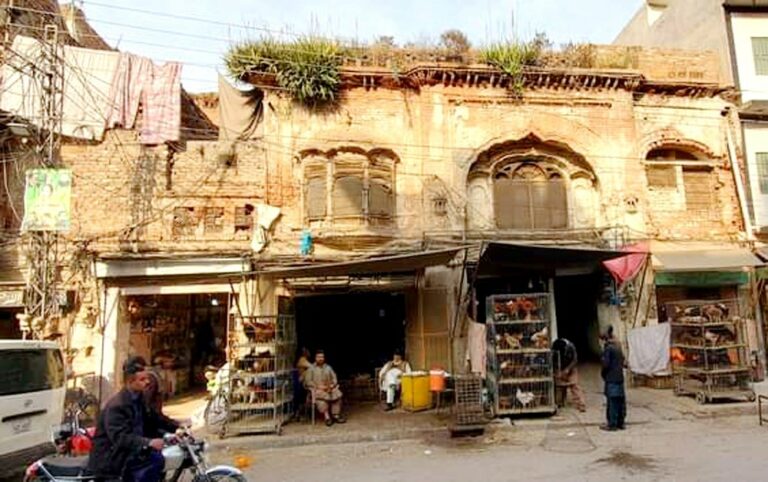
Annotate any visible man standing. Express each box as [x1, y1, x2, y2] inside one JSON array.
[[379, 350, 412, 411], [88, 356, 179, 481], [600, 326, 626, 431], [553, 338, 586, 412], [304, 350, 347, 427]]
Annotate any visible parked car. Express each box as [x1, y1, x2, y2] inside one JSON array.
[[0, 340, 66, 478]]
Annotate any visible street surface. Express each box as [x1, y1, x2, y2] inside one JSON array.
[[210, 414, 768, 482]]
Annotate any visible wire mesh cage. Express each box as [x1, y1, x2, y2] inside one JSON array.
[[668, 299, 755, 404], [223, 314, 297, 436], [486, 293, 556, 416], [453, 374, 486, 427]]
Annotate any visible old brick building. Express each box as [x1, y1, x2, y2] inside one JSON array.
[[29, 42, 761, 401]]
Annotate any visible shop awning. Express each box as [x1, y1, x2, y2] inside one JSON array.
[[477, 242, 629, 276], [252, 248, 463, 279], [652, 249, 763, 273]]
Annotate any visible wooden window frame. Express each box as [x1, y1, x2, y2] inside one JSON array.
[[752, 37, 768, 76]]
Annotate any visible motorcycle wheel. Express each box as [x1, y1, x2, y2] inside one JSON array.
[[193, 471, 247, 482]]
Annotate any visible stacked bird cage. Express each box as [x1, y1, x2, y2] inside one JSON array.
[[222, 314, 297, 437], [450, 374, 486, 434], [669, 299, 755, 404], [486, 293, 556, 416]]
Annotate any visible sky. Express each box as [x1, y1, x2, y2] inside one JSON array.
[[79, 0, 645, 93]]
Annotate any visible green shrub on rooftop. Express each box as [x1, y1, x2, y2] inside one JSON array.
[[225, 36, 344, 108]]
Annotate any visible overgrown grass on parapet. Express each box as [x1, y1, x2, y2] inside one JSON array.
[[225, 36, 344, 109]]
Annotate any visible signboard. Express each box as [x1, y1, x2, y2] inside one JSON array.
[[654, 271, 748, 287], [0, 289, 24, 308], [21, 169, 72, 232]]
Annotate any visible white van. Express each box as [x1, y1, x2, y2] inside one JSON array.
[[0, 340, 66, 478]]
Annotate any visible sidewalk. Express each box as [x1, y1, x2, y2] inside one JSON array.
[[197, 368, 762, 451]]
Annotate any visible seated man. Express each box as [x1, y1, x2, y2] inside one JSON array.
[[88, 356, 179, 482], [379, 350, 412, 411], [303, 350, 346, 427]]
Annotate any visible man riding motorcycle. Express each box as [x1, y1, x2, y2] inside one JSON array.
[[88, 356, 180, 481]]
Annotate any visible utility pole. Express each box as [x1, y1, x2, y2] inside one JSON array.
[[20, 20, 64, 339]]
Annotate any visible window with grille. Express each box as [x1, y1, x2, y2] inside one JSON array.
[[203, 207, 224, 234], [752, 37, 768, 76], [756, 152, 768, 194]]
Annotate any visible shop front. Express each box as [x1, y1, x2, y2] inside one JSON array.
[[652, 247, 765, 401], [92, 256, 250, 402], [220, 248, 463, 435], [473, 242, 631, 416]]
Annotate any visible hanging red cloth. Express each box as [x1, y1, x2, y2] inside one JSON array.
[[603, 242, 649, 286]]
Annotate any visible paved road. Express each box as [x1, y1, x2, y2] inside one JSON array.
[[210, 414, 768, 482]]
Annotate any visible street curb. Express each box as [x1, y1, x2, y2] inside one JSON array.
[[208, 426, 448, 451]]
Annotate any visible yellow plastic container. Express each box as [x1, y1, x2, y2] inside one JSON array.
[[401, 372, 432, 412]]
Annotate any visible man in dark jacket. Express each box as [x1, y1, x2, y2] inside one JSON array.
[[88, 356, 179, 481], [600, 326, 626, 431]]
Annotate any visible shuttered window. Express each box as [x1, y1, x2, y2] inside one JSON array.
[[306, 177, 327, 220], [494, 178, 567, 230], [646, 165, 677, 188], [756, 152, 768, 194], [333, 176, 364, 217], [752, 37, 768, 76], [368, 180, 393, 217], [683, 167, 715, 218]]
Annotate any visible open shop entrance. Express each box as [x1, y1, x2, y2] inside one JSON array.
[[554, 272, 603, 362], [127, 293, 229, 400], [294, 291, 407, 406]]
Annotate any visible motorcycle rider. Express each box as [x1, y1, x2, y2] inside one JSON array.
[[88, 356, 179, 481]]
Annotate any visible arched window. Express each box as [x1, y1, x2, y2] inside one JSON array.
[[644, 146, 716, 218], [494, 162, 568, 230], [301, 149, 396, 225], [466, 135, 597, 232]]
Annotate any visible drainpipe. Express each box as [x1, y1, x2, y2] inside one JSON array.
[[725, 110, 756, 241]]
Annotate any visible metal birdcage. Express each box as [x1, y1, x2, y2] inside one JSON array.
[[221, 314, 297, 437]]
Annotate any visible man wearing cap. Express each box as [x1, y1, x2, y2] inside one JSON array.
[[88, 356, 180, 481], [379, 350, 412, 411], [600, 326, 627, 431], [303, 350, 346, 426]]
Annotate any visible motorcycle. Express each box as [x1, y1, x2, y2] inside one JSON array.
[[56, 389, 97, 456], [24, 428, 246, 481]]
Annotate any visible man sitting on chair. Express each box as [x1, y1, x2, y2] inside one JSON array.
[[304, 350, 346, 427], [379, 350, 412, 411]]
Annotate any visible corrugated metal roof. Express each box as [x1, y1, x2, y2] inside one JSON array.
[[652, 249, 763, 272], [250, 248, 464, 279], [477, 242, 629, 276]]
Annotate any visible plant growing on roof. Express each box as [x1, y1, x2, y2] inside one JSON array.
[[225, 36, 344, 108], [479, 37, 545, 96]]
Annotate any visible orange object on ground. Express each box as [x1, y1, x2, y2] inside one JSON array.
[[429, 369, 446, 392]]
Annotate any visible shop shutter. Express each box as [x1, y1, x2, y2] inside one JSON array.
[[752, 37, 768, 76], [305, 177, 327, 220], [332, 176, 364, 217], [368, 180, 393, 217], [494, 178, 531, 229]]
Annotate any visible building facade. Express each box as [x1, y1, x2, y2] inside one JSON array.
[[40, 45, 763, 398]]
